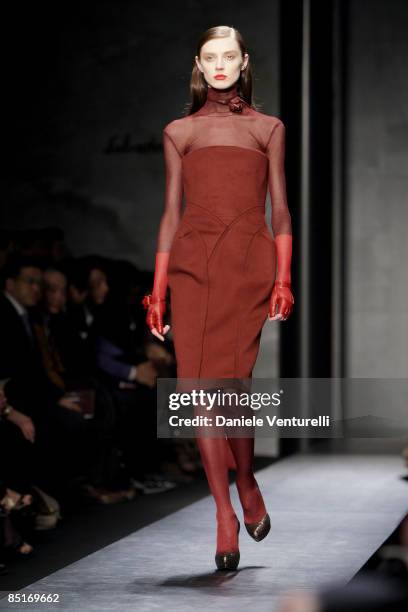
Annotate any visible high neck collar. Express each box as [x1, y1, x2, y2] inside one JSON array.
[[198, 82, 249, 115], [206, 82, 239, 104]]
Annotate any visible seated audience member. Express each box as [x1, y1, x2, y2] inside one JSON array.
[[94, 260, 175, 389], [0, 254, 62, 413], [93, 263, 182, 492], [33, 264, 135, 503], [35, 263, 99, 389], [0, 254, 109, 500], [62, 255, 110, 381], [34, 266, 68, 390], [0, 386, 37, 494], [1, 382, 66, 562]]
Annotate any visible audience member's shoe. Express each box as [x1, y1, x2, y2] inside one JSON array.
[[146, 473, 177, 490], [177, 453, 198, 473], [160, 461, 195, 484], [81, 484, 137, 504], [130, 474, 177, 495]]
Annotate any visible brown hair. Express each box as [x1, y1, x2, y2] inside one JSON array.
[[184, 25, 261, 116]]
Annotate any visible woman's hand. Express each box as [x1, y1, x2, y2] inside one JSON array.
[[6, 408, 36, 443], [58, 396, 82, 413], [0, 488, 33, 512], [145, 342, 174, 365], [134, 361, 158, 388], [268, 283, 294, 321], [142, 295, 171, 342]]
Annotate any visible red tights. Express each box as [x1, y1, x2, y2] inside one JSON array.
[[196, 436, 267, 553]]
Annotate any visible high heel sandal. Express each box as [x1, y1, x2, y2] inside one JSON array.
[[245, 512, 271, 542], [215, 515, 240, 571]]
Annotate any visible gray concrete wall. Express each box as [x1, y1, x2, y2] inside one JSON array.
[[345, 0, 408, 377]]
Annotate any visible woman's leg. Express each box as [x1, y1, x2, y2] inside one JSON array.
[[227, 437, 267, 524], [195, 435, 239, 553]]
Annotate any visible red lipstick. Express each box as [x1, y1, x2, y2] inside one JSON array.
[[214, 75, 227, 80]]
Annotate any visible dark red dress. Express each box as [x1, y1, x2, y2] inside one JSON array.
[[156, 83, 292, 388]]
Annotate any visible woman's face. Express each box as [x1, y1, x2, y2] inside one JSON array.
[[195, 35, 248, 90], [44, 270, 67, 314], [88, 268, 109, 305]]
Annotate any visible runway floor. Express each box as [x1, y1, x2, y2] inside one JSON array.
[[1, 452, 407, 611]]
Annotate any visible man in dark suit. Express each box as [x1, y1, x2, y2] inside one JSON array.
[[0, 255, 64, 415], [0, 254, 93, 494]]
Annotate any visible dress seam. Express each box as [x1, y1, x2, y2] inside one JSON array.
[[184, 202, 228, 228], [233, 225, 267, 378], [180, 220, 208, 380], [207, 206, 266, 266]]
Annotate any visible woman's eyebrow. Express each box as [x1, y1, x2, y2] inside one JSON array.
[[204, 49, 238, 55]]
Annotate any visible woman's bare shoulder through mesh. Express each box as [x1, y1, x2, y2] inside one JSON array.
[[163, 117, 193, 157]]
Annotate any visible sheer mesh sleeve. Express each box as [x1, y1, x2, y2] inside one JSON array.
[[155, 126, 184, 252], [266, 120, 292, 237]]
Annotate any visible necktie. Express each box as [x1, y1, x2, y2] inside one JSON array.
[[21, 311, 35, 345]]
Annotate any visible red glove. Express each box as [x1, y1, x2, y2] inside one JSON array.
[[269, 234, 295, 321], [142, 252, 171, 340]]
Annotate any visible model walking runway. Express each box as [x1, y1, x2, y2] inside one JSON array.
[[143, 25, 294, 570]]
